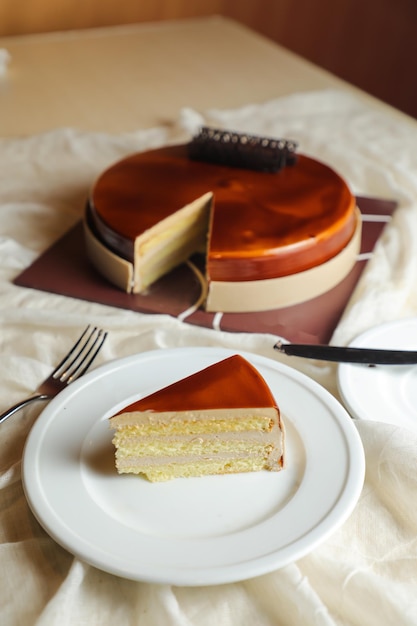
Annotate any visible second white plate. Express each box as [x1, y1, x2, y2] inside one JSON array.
[[23, 347, 365, 586], [338, 318, 417, 431]]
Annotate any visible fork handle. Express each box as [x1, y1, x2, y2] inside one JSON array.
[[0, 394, 50, 425]]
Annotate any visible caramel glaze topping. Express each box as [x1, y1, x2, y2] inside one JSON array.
[[89, 144, 356, 281], [116, 355, 278, 414]]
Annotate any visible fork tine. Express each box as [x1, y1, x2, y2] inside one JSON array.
[[53, 326, 106, 382], [51, 325, 94, 376], [65, 329, 108, 383]]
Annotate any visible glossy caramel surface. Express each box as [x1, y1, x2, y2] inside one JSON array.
[[117, 355, 277, 413], [90, 144, 356, 280]]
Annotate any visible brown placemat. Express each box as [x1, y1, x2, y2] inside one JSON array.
[[14, 196, 396, 344]]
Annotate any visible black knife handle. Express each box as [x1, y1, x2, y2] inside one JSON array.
[[274, 342, 417, 365]]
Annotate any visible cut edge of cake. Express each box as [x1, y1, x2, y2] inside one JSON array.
[[85, 191, 212, 294], [133, 191, 212, 292]]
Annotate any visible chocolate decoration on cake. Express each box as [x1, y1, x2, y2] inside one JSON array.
[[188, 127, 298, 172]]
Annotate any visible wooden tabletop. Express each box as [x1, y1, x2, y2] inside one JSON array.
[[0, 16, 414, 138]]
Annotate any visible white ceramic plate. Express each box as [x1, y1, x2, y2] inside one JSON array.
[[338, 318, 417, 431], [23, 347, 364, 586]]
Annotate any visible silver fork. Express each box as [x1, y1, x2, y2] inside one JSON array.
[[0, 325, 107, 425]]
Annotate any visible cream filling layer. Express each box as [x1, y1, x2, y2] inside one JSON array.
[[110, 407, 279, 429]]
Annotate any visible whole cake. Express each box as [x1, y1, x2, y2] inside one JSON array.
[[85, 129, 361, 312], [109, 354, 285, 482]]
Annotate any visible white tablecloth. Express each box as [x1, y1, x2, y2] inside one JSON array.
[[1, 90, 417, 625]]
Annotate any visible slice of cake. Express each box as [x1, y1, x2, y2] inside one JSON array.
[[109, 354, 285, 482]]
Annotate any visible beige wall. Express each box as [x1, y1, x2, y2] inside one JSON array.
[[0, 0, 222, 36], [1, 0, 416, 119]]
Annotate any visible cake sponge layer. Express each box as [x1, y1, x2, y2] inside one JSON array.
[[117, 457, 277, 482]]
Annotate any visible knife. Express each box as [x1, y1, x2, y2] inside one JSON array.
[[274, 341, 417, 365]]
